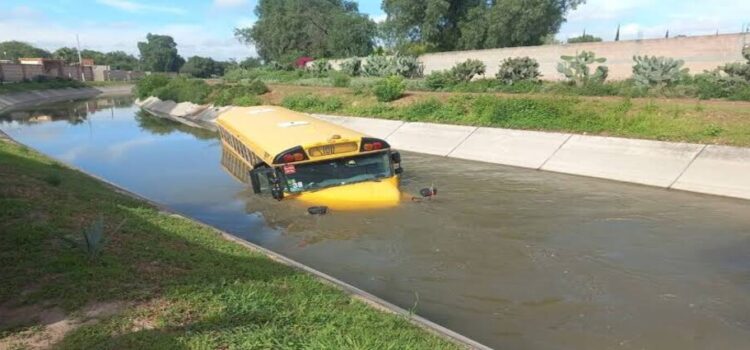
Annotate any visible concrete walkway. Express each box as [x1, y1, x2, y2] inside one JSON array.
[[0, 85, 133, 113]]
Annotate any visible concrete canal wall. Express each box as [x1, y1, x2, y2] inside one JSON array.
[[311, 114, 750, 201], [0, 85, 133, 113], [134, 97, 750, 201]]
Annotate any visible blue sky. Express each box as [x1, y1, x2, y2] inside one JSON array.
[[1, 0, 749, 61]]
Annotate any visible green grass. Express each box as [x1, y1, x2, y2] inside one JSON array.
[[273, 91, 750, 146], [0, 139, 458, 349], [0, 79, 85, 94]]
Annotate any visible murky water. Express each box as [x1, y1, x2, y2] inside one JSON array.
[[3, 98, 750, 349]]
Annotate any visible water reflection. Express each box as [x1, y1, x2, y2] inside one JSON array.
[[0, 96, 133, 125], [135, 110, 216, 140]]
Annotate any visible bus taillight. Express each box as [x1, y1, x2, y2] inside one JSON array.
[[274, 146, 309, 164], [361, 138, 389, 152]]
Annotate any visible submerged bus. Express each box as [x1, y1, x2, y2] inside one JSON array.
[[216, 106, 403, 211]]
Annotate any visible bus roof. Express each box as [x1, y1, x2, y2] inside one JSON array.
[[216, 106, 367, 161]]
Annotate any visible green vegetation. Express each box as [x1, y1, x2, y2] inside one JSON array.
[[632, 56, 688, 88], [137, 33, 185, 73], [271, 89, 750, 146], [0, 40, 51, 60], [567, 34, 603, 44], [0, 77, 84, 94], [496, 57, 542, 86], [234, 0, 377, 64], [557, 51, 609, 86], [382, 0, 585, 52], [372, 76, 407, 102], [134, 75, 268, 106], [0, 139, 457, 349]]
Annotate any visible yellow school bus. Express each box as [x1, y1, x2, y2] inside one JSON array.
[[216, 106, 403, 211]]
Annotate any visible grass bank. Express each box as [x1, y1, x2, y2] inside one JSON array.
[[264, 85, 750, 147], [0, 138, 458, 349]]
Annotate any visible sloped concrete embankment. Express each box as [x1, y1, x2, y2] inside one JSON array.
[[313, 114, 750, 201], [134, 96, 230, 131], [0, 86, 133, 113], [134, 97, 750, 201]]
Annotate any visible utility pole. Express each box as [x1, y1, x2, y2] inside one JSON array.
[[76, 34, 85, 82]]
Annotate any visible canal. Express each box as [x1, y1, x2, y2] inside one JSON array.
[[2, 98, 750, 349]]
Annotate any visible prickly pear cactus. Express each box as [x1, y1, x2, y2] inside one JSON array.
[[390, 55, 424, 78], [632, 55, 688, 87], [308, 59, 331, 77], [363, 55, 392, 77], [557, 51, 608, 86], [339, 58, 361, 76], [496, 57, 541, 85]]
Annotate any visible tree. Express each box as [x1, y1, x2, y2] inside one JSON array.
[[234, 0, 377, 63], [383, 0, 585, 52], [53, 47, 79, 64], [103, 51, 139, 70], [0, 41, 50, 61], [239, 57, 263, 69], [180, 56, 222, 78], [137, 33, 184, 72], [567, 34, 602, 43]]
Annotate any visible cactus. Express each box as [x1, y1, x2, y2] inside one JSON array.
[[496, 57, 541, 85], [308, 59, 331, 77], [720, 45, 750, 82], [339, 58, 361, 76], [390, 55, 424, 78], [557, 51, 608, 86], [632, 55, 688, 87], [450, 59, 486, 82], [362, 55, 392, 77]]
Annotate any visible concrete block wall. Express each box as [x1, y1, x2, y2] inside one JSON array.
[[330, 33, 749, 81], [312, 114, 750, 201]]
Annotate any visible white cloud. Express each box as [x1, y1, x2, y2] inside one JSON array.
[[0, 18, 256, 61], [213, 0, 249, 8], [95, 0, 186, 15]]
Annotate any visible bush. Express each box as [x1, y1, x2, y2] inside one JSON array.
[[135, 74, 171, 99], [232, 95, 262, 106], [694, 71, 750, 100], [152, 77, 212, 104], [223, 68, 259, 82], [330, 72, 351, 87], [241, 79, 270, 95], [209, 81, 268, 106], [372, 76, 406, 102], [425, 70, 459, 91], [632, 56, 688, 88], [496, 57, 541, 85], [450, 59, 486, 82], [339, 58, 361, 76], [281, 93, 343, 112]]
